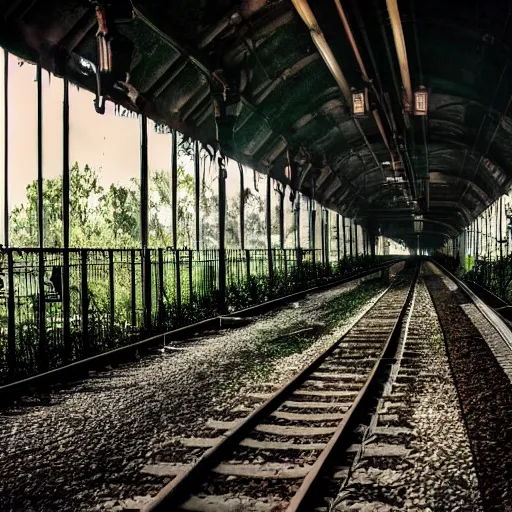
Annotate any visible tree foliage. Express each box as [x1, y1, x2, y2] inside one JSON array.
[[9, 160, 268, 249]]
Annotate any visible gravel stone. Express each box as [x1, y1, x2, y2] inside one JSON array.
[[331, 266, 483, 511], [0, 272, 389, 512], [425, 262, 512, 510]]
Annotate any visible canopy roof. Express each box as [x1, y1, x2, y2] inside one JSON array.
[[2, 0, 512, 248]]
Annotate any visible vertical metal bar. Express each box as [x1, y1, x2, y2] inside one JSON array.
[[349, 219, 353, 259], [188, 249, 193, 301], [130, 249, 136, 326], [175, 249, 182, 316], [140, 115, 151, 332], [158, 249, 164, 327], [62, 79, 70, 248], [194, 140, 200, 251], [311, 201, 316, 277], [140, 115, 149, 247], [245, 249, 251, 282], [239, 162, 245, 250], [336, 214, 341, 261], [36, 65, 47, 370], [296, 194, 301, 249], [500, 196, 504, 260], [3, 50, 9, 247], [62, 79, 71, 362], [108, 249, 115, 333], [284, 249, 288, 285], [194, 140, 201, 251], [218, 157, 226, 308], [37, 66, 44, 247], [171, 129, 178, 248], [145, 249, 152, 331], [7, 249, 16, 378], [354, 223, 359, 257], [322, 209, 328, 266], [279, 187, 285, 249], [266, 173, 273, 278], [476, 218, 479, 260], [81, 249, 89, 356], [342, 216, 346, 259], [309, 198, 314, 250]]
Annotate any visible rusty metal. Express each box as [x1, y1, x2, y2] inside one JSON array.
[[288, 265, 419, 511], [143, 261, 416, 511], [386, 0, 412, 109]]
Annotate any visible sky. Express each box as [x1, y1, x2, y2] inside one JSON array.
[[0, 50, 349, 249], [0, 51, 255, 244]]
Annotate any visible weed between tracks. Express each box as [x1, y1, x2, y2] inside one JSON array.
[[226, 280, 386, 384]]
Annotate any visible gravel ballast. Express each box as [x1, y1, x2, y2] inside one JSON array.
[[425, 262, 512, 510], [330, 268, 482, 511], [0, 271, 393, 512]]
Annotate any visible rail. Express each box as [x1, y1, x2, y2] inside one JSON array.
[[144, 261, 418, 511]]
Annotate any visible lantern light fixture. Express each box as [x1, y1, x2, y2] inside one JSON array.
[[352, 88, 368, 117], [413, 86, 429, 116]]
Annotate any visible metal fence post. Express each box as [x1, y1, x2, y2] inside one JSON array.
[[158, 248, 164, 327], [130, 249, 136, 326], [311, 202, 316, 278], [108, 249, 115, 333], [284, 249, 288, 286], [144, 248, 152, 331], [175, 249, 182, 317], [342, 215, 347, 259], [354, 222, 359, 258], [349, 219, 353, 260], [188, 249, 193, 301], [279, 186, 285, 249], [296, 193, 301, 250], [81, 249, 89, 356], [245, 249, 251, 282], [7, 249, 16, 378]]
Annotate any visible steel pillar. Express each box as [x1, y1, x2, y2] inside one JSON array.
[[266, 172, 274, 278], [140, 114, 151, 331], [36, 65, 47, 371], [218, 156, 227, 309], [279, 186, 285, 249], [349, 219, 353, 259], [239, 162, 245, 250], [3, 50, 8, 247], [171, 129, 178, 248], [194, 141, 200, 251], [336, 214, 341, 261], [62, 79, 71, 362]]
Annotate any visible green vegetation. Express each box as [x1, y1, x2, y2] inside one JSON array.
[[1, 156, 384, 383], [228, 279, 386, 382], [9, 161, 267, 250]]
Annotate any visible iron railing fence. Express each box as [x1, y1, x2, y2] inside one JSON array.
[[0, 247, 388, 384]]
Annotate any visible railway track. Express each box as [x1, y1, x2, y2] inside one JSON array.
[[141, 261, 420, 512]]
